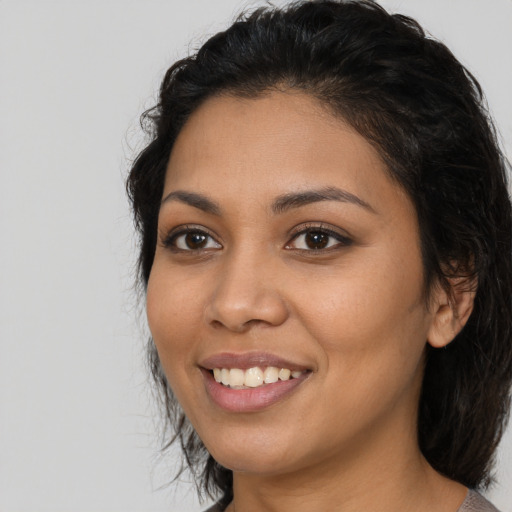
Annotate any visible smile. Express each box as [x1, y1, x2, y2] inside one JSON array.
[[212, 366, 306, 389], [201, 367, 311, 413]]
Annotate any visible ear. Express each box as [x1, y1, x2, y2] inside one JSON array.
[[427, 277, 477, 349]]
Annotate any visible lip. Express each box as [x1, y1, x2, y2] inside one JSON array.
[[201, 367, 311, 413], [199, 351, 311, 371]]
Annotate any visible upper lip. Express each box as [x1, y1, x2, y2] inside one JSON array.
[[199, 352, 312, 371]]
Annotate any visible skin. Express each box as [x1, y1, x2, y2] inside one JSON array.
[[146, 91, 472, 512]]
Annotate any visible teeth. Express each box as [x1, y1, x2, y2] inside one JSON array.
[[278, 368, 291, 381], [244, 367, 264, 387], [221, 368, 230, 386], [212, 366, 306, 388], [229, 368, 245, 387], [263, 366, 279, 384]]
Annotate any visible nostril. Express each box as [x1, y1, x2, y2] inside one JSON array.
[[210, 319, 225, 330]]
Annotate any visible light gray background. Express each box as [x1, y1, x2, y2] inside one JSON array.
[[1, 1, 510, 510]]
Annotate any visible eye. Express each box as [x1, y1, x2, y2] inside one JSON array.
[[163, 227, 221, 251], [286, 226, 352, 251]]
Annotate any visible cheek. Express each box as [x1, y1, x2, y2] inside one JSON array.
[[291, 249, 429, 368], [291, 262, 429, 434], [146, 263, 204, 372], [145, 264, 213, 423]]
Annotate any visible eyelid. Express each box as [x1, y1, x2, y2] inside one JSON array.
[[161, 224, 222, 251], [285, 222, 353, 251], [160, 222, 351, 253]]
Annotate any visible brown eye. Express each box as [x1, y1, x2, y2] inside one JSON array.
[[165, 228, 222, 251], [287, 227, 352, 251], [304, 231, 329, 250], [185, 232, 208, 249]]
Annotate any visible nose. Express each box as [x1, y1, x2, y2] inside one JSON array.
[[205, 250, 289, 333]]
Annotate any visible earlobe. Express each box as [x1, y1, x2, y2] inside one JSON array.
[[427, 278, 476, 349]]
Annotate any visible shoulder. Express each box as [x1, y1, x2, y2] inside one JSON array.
[[458, 490, 501, 512]]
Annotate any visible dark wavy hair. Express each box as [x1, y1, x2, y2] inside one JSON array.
[[127, 0, 512, 506]]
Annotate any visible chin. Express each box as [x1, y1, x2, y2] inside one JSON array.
[[201, 426, 302, 475], [212, 449, 296, 475]]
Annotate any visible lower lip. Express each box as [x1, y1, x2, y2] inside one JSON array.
[[201, 368, 310, 413]]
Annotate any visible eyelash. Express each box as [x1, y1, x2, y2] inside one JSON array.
[[287, 223, 353, 252], [162, 225, 221, 252], [162, 223, 352, 253]]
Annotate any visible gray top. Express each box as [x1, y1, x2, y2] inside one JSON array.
[[458, 490, 501, 512], [204, 489, 501, 512]]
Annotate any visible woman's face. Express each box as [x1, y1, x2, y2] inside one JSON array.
[[147, 91, 439, 475]]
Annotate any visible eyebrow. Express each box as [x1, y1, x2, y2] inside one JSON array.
[[161, 190, 222, 215], [271, 186, 375, 215], [160, 186, 375, 216]]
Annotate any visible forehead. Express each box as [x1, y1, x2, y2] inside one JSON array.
[[164, 91, 411, 217]]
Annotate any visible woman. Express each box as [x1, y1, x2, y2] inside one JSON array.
[[127, 1, 512, 510]]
